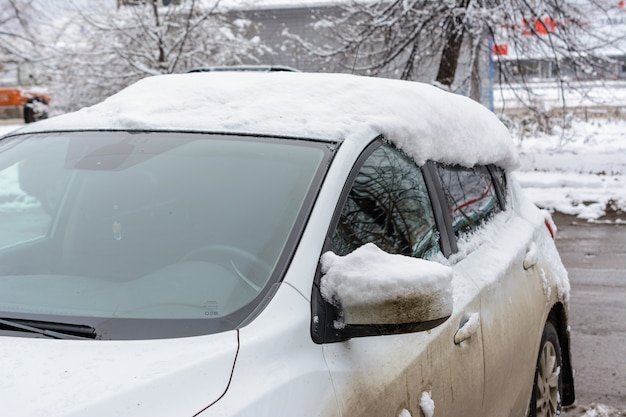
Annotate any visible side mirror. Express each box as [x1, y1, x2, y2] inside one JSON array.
[[320, 243, 453, 331]]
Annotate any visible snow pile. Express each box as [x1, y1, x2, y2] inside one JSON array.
[[16, 71, 519, 171], [564, 403, 626, 417], [580, 404, 624, 417], [496, 80, 626, 113], [419, 391, 435, 417], [320, 243, 453, 327], [514, 117, 626, 221]]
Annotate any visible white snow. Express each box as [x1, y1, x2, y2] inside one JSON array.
[[17, 72, 519, 171], [419, 391, 435, 417], [513, 117, 626, 221], [0, 125, 19, 137], [8, 84, 622, 221], [496, 80, 626, 112], [578, 403, 625, 417], [320, 243, 453, 327]]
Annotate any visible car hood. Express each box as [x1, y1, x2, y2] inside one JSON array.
[[0, 330, 238, 416]]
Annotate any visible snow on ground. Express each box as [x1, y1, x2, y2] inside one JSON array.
[[496, 80, 626, 112], [512, 117, 626, 222], [564, 403, 626, 417]]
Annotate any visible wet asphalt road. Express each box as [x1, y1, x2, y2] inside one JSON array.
[[552, 214, 626, 416]]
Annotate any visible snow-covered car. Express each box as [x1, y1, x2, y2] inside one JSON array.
[[0, 72, 574, 417]]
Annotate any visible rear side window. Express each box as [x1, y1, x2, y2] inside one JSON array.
[[435, 164, 501, 236], [331, 144, 440, 259]]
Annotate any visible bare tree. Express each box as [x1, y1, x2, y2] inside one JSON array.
[[53, 0, 271, 112], [304, 0, 625, 105], [1, 0, 270, 114], [0, 0, 48, 62]]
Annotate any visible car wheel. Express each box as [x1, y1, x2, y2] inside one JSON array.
[[529, 321, 562, 417]]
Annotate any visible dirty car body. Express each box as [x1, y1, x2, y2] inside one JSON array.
[[0, 72, 573, 417]]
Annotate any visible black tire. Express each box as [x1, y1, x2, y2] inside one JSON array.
[[23, 98, 49, 123], [529, 321, 563, 417]]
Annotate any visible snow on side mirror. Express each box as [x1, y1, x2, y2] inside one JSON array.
[[320, 243, 453, 329]]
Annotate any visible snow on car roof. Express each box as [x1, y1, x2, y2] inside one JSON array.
[[20, 72, 519, 170]]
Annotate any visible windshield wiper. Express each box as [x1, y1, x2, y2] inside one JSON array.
[[0, 318, 97, 340]]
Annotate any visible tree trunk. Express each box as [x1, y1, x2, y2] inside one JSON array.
[[469, 34, 482, 102], [151, 1, 166, 70], [435, 2, 469, 87]]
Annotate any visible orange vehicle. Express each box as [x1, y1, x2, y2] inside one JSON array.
[[0, 62, 50, 123]]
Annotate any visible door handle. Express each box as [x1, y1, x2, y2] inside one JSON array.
[[524, 242, 538, 270], [454, 313, 480, 345]]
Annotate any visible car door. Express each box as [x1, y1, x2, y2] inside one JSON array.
[[434, 164, 546, 416], [312, 142, 486, 417]]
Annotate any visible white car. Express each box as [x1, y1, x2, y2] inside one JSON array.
[[0, 72, 574, 417]]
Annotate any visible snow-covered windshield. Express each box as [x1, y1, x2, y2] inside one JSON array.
[[0, 131, 329, 339]]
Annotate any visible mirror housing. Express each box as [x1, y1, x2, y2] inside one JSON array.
[[319, 243, 453, 335]]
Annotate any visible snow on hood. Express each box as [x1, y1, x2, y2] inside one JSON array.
[[19, 72, 519, 170], [1, 331, 238, 416]]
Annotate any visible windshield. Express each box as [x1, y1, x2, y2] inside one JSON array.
[[0, 131, 330, 339]]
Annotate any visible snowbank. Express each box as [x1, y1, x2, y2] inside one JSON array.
[[514, 118, 626, 221], [564, 403, 626, 417], [495, 80, 626, 113]]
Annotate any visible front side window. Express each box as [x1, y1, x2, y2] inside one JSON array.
[[435, 164, 501, 236], [331, 144, 440, 260], [0, 131, 330, 339]]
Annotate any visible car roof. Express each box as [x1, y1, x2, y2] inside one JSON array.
[[16, 72, 519, 170]]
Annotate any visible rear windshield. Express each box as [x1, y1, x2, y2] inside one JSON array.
[[0, 131, 330, 339]]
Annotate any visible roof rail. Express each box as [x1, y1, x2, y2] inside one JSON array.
[[187, 65, 300, 73]]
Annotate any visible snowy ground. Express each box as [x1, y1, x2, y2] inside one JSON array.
[[564, 403, 626, 417], [512, 117, 626, 222]]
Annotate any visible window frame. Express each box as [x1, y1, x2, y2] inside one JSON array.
[[328, 142, 442, 259], [310, 137, 512, 344], [311, 138, 448, 344], [487, 164, 508, 210], [0, 131, 335, 340], [433, 162, 509, 246]]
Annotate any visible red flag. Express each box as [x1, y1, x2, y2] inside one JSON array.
[[493, 44, 509, 55]]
